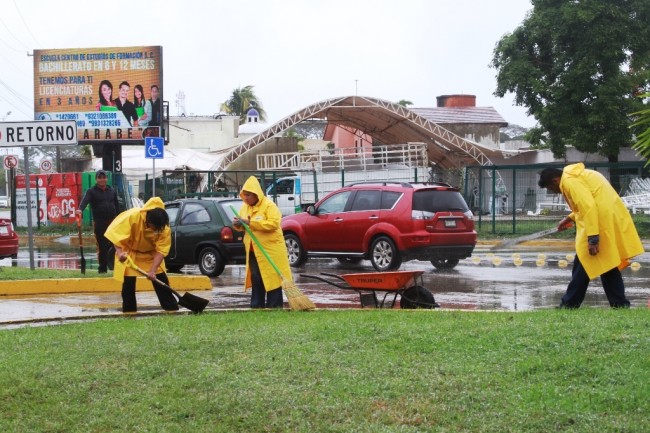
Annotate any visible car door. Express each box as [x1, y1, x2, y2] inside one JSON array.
[[340, 189, 382, 252], [302, 190, 352, 251]]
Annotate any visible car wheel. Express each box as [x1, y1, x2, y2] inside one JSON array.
[[431, 258, 460, 270], [337, 257, 362, 265], [198, 247, 226, 277], [369, 236, 401, 272], [401, 285, 439, 309], [285, 233, 306, 267]]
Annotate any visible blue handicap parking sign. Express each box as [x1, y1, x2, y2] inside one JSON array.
[[145, 137, 165, 159]]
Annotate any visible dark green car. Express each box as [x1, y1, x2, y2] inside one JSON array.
[[164, 198, 246, 276]]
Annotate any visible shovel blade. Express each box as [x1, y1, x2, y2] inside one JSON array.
[[178, 292, 209, 313]]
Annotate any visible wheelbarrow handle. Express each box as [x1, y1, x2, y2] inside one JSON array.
[[300, 273, 351, 290]]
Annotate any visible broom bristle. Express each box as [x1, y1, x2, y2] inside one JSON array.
[[282, 278, 315, 311]]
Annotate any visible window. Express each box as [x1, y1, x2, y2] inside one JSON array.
[[180, 203, 210, 224], [318, 191, 352, 214], [351, 190, 381, 211], [269, 178, 294, 195], [381, 191, 402, 210], [166, 206, 180, 227], [412, 190, 469, 213]]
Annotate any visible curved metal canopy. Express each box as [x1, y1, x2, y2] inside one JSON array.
[[216, 95, 503, 171]]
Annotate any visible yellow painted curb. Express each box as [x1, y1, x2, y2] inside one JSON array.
[[0, 275, 212, 296]]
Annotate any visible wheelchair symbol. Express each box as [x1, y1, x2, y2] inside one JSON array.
[[147, 141, 162, 157], [145, 137, 164, 159]]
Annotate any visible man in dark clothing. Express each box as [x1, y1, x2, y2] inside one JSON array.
[[114, 81, 139, 127], [76, 170, 120, 273], [149, 84, 161, 127]]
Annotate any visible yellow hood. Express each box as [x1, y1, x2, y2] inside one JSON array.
[[240, 176, 265, 200]]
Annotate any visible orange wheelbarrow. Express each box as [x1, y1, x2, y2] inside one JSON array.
[[300, 270, 439, 309]]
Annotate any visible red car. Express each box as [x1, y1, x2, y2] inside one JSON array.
[[281, 182, 477, 272], [0, 218, 19, 260]]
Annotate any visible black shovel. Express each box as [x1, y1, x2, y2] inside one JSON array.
[[76, 214, 86, 274], [126, 258, 209, 313]]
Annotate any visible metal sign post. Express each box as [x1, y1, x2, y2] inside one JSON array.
[[23, 147, 35, 270], [145, 137, 165, 198]]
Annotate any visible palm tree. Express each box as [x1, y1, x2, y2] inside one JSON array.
[[220, 85, 267, 123]]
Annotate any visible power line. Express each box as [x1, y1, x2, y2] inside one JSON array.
[[0, 14, 30, 51], [11, 0, 42, 48]]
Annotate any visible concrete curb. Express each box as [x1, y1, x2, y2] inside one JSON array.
[[0, 275, 212, 296]]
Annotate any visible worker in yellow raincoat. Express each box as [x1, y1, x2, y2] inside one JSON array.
[[538, 164, 644, 308], [233, 176, 291, 308], [104, 197, 178, 312]]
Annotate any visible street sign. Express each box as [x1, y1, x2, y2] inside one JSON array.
[[40, 159, 53, 172], [3, 155, 18, 169], [0, 120, 77, 147], [145, 137, 164, 159]]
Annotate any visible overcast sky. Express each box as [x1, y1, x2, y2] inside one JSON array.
[[0, 0, 535, 128]]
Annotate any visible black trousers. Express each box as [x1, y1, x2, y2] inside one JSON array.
[[94, 220, 113, 272], [249, 251, 283, 309], [121, 273, 179, 312], [561, 255, 630, 308]]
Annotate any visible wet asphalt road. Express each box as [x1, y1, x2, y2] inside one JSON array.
[[1, 242, 649, 328]]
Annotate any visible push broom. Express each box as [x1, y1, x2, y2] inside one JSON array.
[[230, 206, 315, 311]]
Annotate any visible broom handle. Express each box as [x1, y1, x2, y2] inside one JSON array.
[[229, 205, 285, 279], [125, 257, 182, 298]]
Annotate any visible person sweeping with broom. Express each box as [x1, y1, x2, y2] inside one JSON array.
[[104, 197, 179, 313], [233, 176, 310, 309]]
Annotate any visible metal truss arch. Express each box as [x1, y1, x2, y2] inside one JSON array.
[[216, 95, 498, 171]]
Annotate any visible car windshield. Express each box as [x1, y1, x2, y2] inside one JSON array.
[[412, 190, 469, 213]]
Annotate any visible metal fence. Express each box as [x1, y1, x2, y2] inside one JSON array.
[[464, 161, 650, 235]]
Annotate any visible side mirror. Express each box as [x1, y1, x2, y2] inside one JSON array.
[[307, 205, 316, 216]]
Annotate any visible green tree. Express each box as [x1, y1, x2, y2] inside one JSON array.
[[220, 85, 267, 124], [397, 99, 413, 107], [491, 0, 650, 161]]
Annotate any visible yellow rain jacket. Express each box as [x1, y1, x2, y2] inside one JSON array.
[[104, 197, 171, 282], [560, 163, 644, 280], [235, 176, 292, 292]]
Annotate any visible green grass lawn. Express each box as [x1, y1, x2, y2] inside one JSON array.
[[0, 267, 109, 280], [0, 309, 648, 433]]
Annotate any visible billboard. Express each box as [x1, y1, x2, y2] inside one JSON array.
[[33, 46, 162, 143]]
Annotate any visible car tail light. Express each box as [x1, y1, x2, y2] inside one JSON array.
[[221, 226, 235, 242], [411, 210, 435, 220], [0, 221, 13, 238]]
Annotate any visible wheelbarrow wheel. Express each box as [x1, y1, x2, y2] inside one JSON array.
[[401, 285, 439, 309]]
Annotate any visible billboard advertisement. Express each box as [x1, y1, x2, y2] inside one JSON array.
[[15, 173, 82, 227], [33, 46, 162, 143]]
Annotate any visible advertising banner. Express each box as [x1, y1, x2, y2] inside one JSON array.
[[33, 46, 163, 143], [15, 173, 82, 226], [15, 174, 48, 227]]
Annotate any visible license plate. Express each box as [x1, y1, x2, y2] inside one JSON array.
[[0, 226, 7, 235], [444, 219, 456, 228]]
